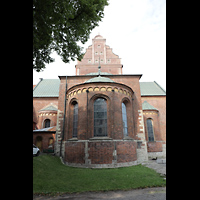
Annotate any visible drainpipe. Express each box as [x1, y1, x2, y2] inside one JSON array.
[[60, 76, 67, 157], [86, 89, 89, 139]]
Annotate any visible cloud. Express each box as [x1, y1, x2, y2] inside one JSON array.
[[33, 0, 166, 90]]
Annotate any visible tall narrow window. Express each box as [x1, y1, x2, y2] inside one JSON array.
[[147, 118, 154, 141], [94, 98, 107, 137], [44, 119, 50, 128], [73, 103, 78, 137], [122, 103, 128, 136]]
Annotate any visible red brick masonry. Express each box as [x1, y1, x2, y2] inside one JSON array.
[[64, 140, 137, 167]]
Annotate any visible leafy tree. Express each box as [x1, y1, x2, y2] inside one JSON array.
[[33, 0, 108, 72]]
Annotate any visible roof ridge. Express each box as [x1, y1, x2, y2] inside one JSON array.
[[33, 78, 43, 91]]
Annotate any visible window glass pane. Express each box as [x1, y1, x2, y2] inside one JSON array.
[[122, 103, 128, 136], [44, 119, 50, 128], [147, 119, 154, 141], [94, 98, 107, 137], [73, 103, 78, 137]]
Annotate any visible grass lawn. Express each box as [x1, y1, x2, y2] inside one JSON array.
[[33, 154, 166, 195]]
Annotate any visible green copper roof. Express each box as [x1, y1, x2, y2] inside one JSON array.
[[140, 81, 166, 96], [40, 105, 58, 111], [142, 101, 158, 111], [33, 79, 60, 97], [85, 76, 115, 83], [33, 79, 166, 97], [86, 72, 113, 75]]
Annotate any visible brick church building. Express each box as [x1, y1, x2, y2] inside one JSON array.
[[33, 35, 166, 167]]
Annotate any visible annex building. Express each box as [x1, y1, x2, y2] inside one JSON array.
[[33, 35, 166, 167]]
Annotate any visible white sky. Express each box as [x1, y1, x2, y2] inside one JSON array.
[[33, 0, 166, 90]]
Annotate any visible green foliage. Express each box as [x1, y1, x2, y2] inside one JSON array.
[[33, 155, 166, 195], [33, 0, 109, 72]]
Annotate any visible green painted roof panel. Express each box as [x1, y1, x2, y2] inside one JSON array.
[[40, 105, 58, 111], [33, 79, 60, 97], [142, 101, 158, 111], [33, 79, 166, 97], [140, 81, 166, 96], [85, 76, 115, 83], [86, 72, 113, 75]]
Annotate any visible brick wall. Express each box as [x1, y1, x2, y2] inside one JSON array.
[[64, 81, 136, 140], [116, 141, 137, 163], [64, 140, 137, 167], [33, 132, 55, 151], [141, 96, 166, 142], [75, 35, 122, 75], [147, 142, 163, 152], [33, 97, 58, 117], [65, 142, 85, 163], [56, 74, 149, 163], [88, 141, 114, 164], [37, 110, 57, 129]]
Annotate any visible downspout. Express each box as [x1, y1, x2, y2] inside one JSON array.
[[60, 76, 67, 157], [86, 89, 89, 138]]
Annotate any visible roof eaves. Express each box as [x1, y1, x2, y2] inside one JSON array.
[[141, 94, 166, 97], [33, 126, 56, 132]]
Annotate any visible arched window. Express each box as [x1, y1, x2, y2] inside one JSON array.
[[122, 103, 128, 136], [44, 119, 50, 128], [94, 98, 107, 137], [147, 118, 154, 141], [73, 102, 78, 138]]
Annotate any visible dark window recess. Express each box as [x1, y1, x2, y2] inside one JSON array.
[[73, 103, 78, 137], [147, 118, 154, 141], [44, 119, 50, 128]]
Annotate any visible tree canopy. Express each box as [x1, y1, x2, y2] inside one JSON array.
[[33, 0, 109, 72]]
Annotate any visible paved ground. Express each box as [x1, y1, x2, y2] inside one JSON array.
[[142, 159, 166, 176], [33, 187, 166, 200], [33, 159, 166, 200]]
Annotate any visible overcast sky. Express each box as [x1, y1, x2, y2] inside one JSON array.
[[33, 0, 166, 90]]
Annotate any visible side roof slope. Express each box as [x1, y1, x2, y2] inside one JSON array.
[[140, 81, 166, 96], [33, 79, 165, 97], [33, 79, 60, 97]]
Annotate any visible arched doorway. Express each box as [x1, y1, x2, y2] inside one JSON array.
[[36, 136, 43, 150], [48, 137, 54, 149]]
